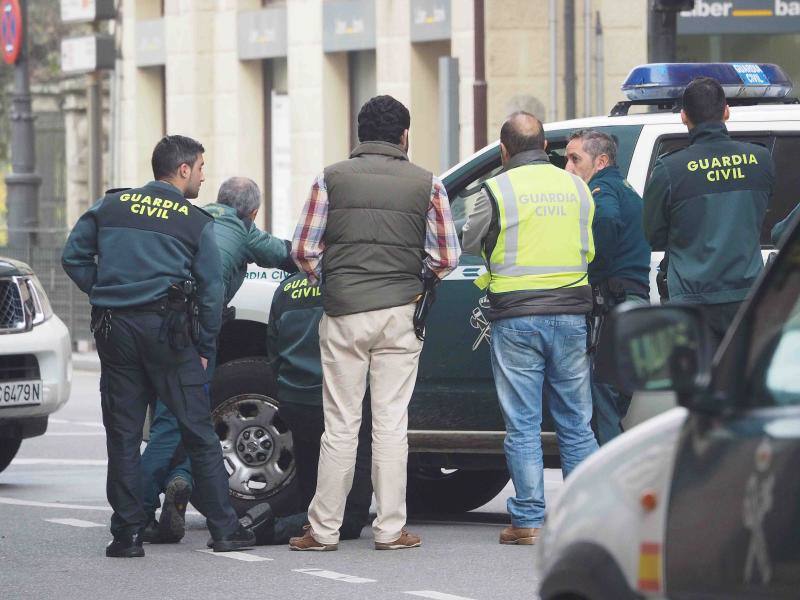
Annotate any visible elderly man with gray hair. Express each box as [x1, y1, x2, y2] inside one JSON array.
[[564, 129, 651, 445], [204, 176, 297, 304], [139, 176, 297, 545]]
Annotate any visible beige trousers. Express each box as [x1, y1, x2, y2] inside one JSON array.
[[307, 303, 423, 544]]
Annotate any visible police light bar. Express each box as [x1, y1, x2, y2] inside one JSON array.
[[621, 63, 793, 101]]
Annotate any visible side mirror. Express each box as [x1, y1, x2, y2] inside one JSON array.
[[595, 303, 713, 397]]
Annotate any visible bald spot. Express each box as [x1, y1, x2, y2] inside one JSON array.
[[507, 113, 543, 139], [500, 111, 546, 157]]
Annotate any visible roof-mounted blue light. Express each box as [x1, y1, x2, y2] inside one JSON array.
[[621, 63, 793, 101]]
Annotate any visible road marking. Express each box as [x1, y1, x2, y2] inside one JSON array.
[[196, 549, 273, 562], [293, 568, 376, 584], [405, 592, 477, 600], [45, 518, 105, 528], [11, 458, 107, 466], [49, 418, 105, 429], [0, 497, 111, 512], [0, 496, 202, 517], [45, 432, 106, 437]]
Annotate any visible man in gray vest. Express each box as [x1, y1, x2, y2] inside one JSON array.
[[289, 95, 460, 551]]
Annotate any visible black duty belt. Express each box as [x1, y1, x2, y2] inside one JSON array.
[[115, 299, 169, 314]]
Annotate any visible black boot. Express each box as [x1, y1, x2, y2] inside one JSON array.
[[140, 519, 161, 544], [211, 524, 256, 553], [105, 533, 145, 558], [157, 476, 192, 543], [206, 502, 275, 548]]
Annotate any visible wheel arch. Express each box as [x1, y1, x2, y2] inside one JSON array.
[[216, 319, 268, 367], [539, 542, 642, 600]]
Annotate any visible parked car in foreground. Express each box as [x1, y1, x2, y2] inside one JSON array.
[[537, 210, 800, 599]]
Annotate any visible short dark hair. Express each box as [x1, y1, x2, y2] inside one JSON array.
[[500, 111, 546, 157], [357, 95, 411, 144], [151, 135, 205, 180], [682, 77, 726, 126], [568, 129, 617, 166]]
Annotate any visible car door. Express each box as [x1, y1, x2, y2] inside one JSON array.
[[664, 226, 800, 598], [412, 124, 644, 432]]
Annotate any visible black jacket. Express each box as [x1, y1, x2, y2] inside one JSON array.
[[643, 122, 774, 304]]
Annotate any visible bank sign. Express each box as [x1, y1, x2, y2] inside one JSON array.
[[678, 1, 800, 34]]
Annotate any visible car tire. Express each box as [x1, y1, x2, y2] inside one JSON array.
[[0, 438, 22, 473], [406, 466, 510, 515], [210, 357, 300, 517]]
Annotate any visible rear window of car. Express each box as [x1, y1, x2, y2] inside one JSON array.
[[650, 133, 800, 246]]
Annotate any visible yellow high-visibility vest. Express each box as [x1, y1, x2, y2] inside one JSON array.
[[475, 163, 595, 293]]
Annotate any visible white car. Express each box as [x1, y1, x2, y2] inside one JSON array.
[[0, 257, 72, 472], [536, 211, 800, 599]]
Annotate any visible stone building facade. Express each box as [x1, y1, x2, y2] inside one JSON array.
[[107, 0, 648, 237]]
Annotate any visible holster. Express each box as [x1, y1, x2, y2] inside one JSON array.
[[589, 279, 628, 355], [158, 281, 198, 350], [413, 273, 439, 342]]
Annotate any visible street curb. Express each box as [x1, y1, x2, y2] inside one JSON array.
[[72, 352, 101, 373]]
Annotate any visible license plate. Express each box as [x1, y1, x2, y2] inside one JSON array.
[[0, 380, 43, 407]]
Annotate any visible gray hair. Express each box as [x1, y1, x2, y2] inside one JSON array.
[[568, 129, 617, 166], [217, 177, 261, 219]]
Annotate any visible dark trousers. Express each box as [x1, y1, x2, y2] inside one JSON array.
[[258, 401, 373, 545], [699, 301, 742, 350], [95, 310, 239, 540]]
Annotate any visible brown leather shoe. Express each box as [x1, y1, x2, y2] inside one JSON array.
[[499, 526, 539, 545], [289, 525, 337, 551], [375, 529, 421, 550]]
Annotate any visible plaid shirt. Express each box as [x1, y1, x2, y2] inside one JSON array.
[[291, 173, 461, 283]]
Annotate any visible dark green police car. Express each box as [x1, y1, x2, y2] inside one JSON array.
[[212, 64, 800, 517]]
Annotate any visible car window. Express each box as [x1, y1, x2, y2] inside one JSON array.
[[446, 124, 643, 236], [649, 132, 800, 246], [766, 136, 800, 243], [745, 237, 800, 407]]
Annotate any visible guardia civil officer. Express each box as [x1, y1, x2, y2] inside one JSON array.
[[643, 77, 775, 347], [62, 135, 255, 557], [242, 271, 372, 545], [565, 129, 651, 445], [139, 176, 297, 544], [462, 112, 598, 545]]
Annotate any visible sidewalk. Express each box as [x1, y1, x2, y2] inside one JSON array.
[[72, 351, 101, 372]]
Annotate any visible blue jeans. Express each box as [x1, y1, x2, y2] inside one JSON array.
[[140, 400, 193, 519], [490, 313, 598, 528]]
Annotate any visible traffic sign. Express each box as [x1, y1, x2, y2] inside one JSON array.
[[1, 0, 22, 65]]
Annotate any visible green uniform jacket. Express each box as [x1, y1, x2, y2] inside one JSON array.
[[62, 180, 223, 357], [643, 122, 774, 304], [266, 273, 323, 406], [771, 202, 799, 247], [202, 202, 292, 304], [587, 165, 651, 296]]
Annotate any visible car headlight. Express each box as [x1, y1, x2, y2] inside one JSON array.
[[17, 275, 53, 326]]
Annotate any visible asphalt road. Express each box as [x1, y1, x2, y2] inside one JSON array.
[[0, 370, 564, 600]]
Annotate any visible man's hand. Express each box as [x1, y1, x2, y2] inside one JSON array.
[[200, 356, 209, 370]]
